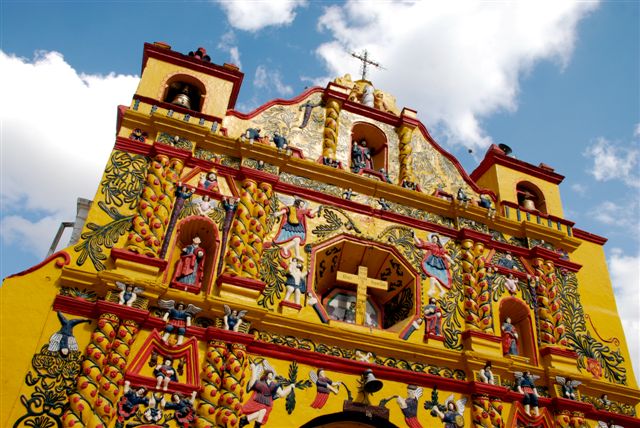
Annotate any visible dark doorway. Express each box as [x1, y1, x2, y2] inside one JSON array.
[[300, 411, 400, 428]]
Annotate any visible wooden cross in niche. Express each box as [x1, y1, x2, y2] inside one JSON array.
[[336, 266, 388, 325]]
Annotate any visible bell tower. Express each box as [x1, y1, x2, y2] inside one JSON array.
[[470, 144, 566, 218], [132, 41, 243, 119]]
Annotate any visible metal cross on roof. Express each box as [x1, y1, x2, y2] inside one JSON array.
[[351, 49, 383, 81]]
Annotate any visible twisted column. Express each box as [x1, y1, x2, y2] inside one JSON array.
[[322, 99, 341, 160], [196, 341, 227, 427], [461, 240, 492, 332], [534, 258, 567, 346], [219, 344, 249, 427], [471, 394, 504, 428], [397, 125, 416, 184], [62, 313, 119, 428], [126, 154, 184, 256], [223, 180, 273, 279]]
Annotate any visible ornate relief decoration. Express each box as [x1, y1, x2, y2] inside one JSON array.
[[101, 151, 149, 210], [13, 345, 83, 428], [311, 206, 362, 239], [157, 132, 194, 151], [252, 330, 466, 381], [74, 201, 134, 271], [60, 287, 99, 302], [580, 394, 635, 417], [458, 217, 489, 234], [560, 271, 627, 384], [279, 172, 344, 198]]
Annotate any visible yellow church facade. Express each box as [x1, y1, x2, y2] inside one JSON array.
[[2, 41, 639, 428]]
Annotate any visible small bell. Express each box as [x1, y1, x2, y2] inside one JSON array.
[[522, 198, 536, 211], [362, 369, 383, 393], [171, 85, 192, 110]]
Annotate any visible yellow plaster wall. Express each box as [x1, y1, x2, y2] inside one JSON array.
[[1, 266, 94, 425], [572, 238, 638, 388], [136, 57, 234, 118]]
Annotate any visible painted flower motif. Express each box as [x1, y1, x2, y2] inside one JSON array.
[[586, 357, 603, 379]]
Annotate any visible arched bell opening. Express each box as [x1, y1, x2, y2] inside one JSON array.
[[350, 122, 389, 176], [498, 297, 538, 365], [166, 215, 220, 294], [309, 234, 420, 331], [162, 74, 207, 112], [516, 181, 547, 214]]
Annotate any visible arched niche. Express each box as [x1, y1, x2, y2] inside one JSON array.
[[350, 122, 388, 175], [162, 74, 207, 112], [309, 234, 420, 331], [499, 297, 538, 365], [166, 215, 220, 294], [516, 181, 547, 214]]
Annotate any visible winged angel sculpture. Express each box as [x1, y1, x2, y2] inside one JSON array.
[[158, 300, 202, 346], [431, 394, 467, 428]]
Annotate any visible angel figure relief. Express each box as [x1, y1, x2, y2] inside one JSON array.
[[556, 376, 581, 400], [308, 368, 341, 409], [239, 359, 299, 427], [413, 231, 453, 297], [430, 394, 467, 428], [158, 300, 202, 346], [395, 385, 423, 428], [514, 371, 540, 416], [270, 195, 322, 260], [116, 281, 144, 307], [223, 304, 247, 332]]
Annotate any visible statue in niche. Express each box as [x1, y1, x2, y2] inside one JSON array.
[[514, 371, 540, 416], [198, 171, 219, 192], [478, 361, 495, 385], [172, 236, 205, 290], [501, 317, 519, 356], [309, 368, 341, 409], [116, 281, 144, 307], [158, 300, 202, 345], [48, 311, 91, 357], [153, 356, 179, 391], [343, 301, 356, 323], [423, 297, 442, 338], [283, 257, 307, 305], [413, 232, 453, 296], [351, 139, 373, 173], [223, 304, 248, 332], [272, 196, 321, 259], [395, 384, 423, 428], [239, 359, 298, 427]]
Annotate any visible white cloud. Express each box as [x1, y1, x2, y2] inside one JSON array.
[[584, 137, 640, 188], [315, 1, 598, 149], [254, 65, 293, 96], [608, 248, 640, 384], [0, 50, 139, 257], [588, 200, 640, 236], [216, 0, 307, 32], [0, 215, 64, 258], [218, 30, 242, 69], [570, 183, 587, 196], [634, 123, 640, 137]]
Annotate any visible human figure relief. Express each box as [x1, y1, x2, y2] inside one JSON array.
[[165, 391, 198, 427], [158, 300, 202, 345], [283, 257, 307, 305], [515, 371, 540, 416], [116, 281, 143, 307], [351, 139, 373, 173], [431, 395, 467, 428], [198, 171, 219, 192], [223, 304, 248, 332], [413, 232, 453, 296], [556, 376, 581, 400], [478, 361, 495, 385], [154, 357, 179, 391], [239, 360, 298, 427], [423, 297, 442, 338], [396, 385, 423, 428], [309, 368, 341, 409], [272, 196, 321, 259], [172, 236, 206, 290], [48, 311, 91, 357], [501, 317, 519, 356]]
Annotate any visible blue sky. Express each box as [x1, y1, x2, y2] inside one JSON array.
[[1, 1, 638, 377]]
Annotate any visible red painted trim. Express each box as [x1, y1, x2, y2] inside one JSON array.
[[110, 248, 169, 270], [133, 94, 225, 124], [114, 136, 152, 155], [586, 409, 640, 427], [279, 300, 303, 310], [6, 250, 70, 279], [204, 327, 255, 345], [573, 228, 608, 245], [116, 105, 127, 134], [457, 228, 494, 243], [551, 397, 593, 413], [470, 381, 509, 395], [142, 43, 244, 110], [539, 346, 578, 359], [470, 144, 565, 184], [216, 273, 266, 292], [96, 301, 150, 324], [53, 295, 97, 318], [226, 87, 325, 119]]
